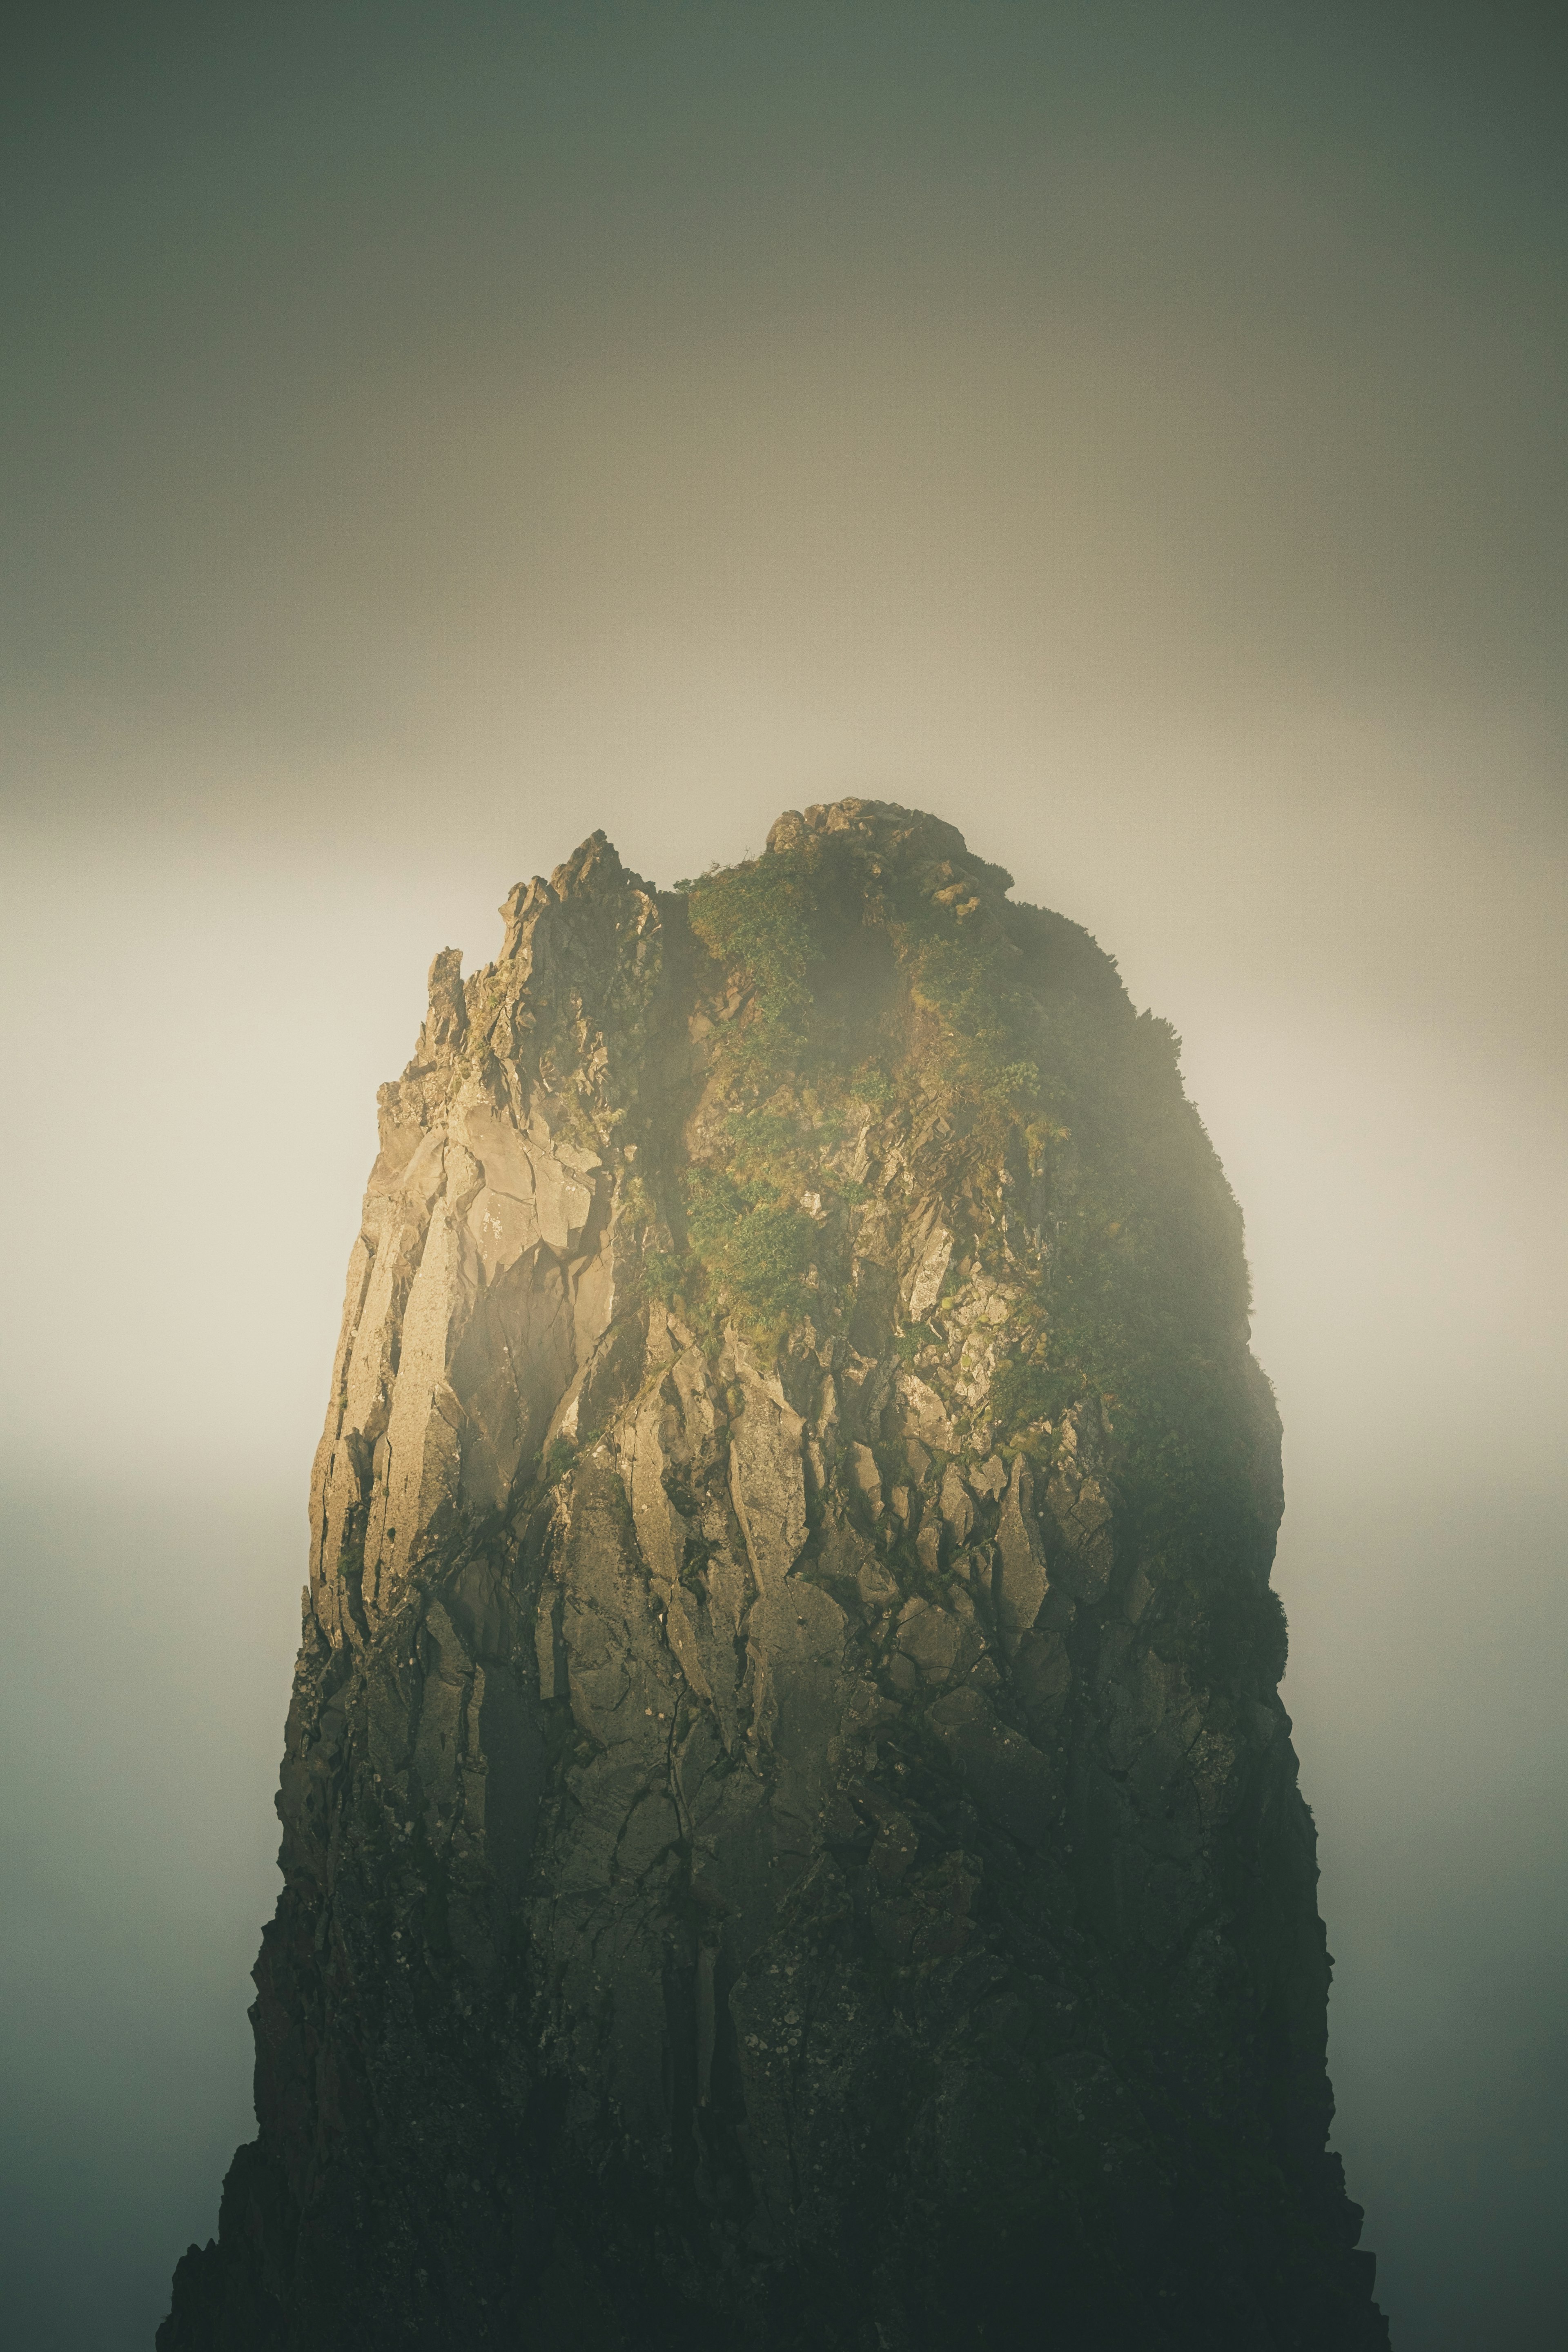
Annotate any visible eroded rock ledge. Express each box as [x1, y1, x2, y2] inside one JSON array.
[[160, 800, 1387, 2350]]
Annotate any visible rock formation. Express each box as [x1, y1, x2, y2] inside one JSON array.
[[160, 800, 1387, 2349]]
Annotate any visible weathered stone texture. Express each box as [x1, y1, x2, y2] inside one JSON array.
[[161, 804, 1386, 2351]]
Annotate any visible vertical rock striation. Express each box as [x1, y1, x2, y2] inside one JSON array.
[[161, 802, 1387, 2349]]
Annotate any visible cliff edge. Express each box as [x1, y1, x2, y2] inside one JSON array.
[[160, 800, 1387, 2349]]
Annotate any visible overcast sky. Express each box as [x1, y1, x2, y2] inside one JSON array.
[[2, 7, 1565, 2347]]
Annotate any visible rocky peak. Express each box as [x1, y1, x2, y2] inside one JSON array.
[[161, 804, 1386, 2352], [765, 793, 1009, 882]]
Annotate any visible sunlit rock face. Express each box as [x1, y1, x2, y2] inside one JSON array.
[[160, 802, 1387, 2350]]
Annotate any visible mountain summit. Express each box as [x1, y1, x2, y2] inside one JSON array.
[[161, 800, 1386, 2348]]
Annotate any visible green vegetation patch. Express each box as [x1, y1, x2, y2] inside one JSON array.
[[684, 1166, 815, 1332], [675, 826, 1285, 1694], [686, 850, 821, 1083]]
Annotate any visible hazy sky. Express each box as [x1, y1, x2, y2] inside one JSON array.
[[2, 7, 1565, 2347]]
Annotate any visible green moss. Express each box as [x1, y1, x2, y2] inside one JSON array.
[[674, 830, 1281, 1684], [541, 1435, 576, 1486], [900, 924, 1041, 1132], [849, 1060, 895, 1111], [639, 1247, 684, 1308], [686, 851, 820, 1085], [684, 1166, 815, 1332], [989, 1356, 1076, 1439]]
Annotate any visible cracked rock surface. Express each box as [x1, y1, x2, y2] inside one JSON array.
[[160, 802, 1387, 2350]]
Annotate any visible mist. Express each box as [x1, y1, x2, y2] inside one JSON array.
[[2, 6, 1564, 2346]]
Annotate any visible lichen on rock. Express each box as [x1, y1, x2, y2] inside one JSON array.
[[160, 801, 1386, 2350]]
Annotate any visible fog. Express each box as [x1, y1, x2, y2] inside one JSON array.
[[2, 6, 1564, 2345]]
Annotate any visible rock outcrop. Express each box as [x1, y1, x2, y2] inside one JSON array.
[[160, 802, 1387, 2349]]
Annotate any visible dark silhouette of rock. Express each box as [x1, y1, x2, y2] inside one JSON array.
[[160, 802, 1388, 2349]]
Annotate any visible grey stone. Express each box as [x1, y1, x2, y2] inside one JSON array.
[[993, 1454, 1050, 1653]]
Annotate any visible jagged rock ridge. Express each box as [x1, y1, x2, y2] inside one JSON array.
[[161, 800, 1387, 2349]]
